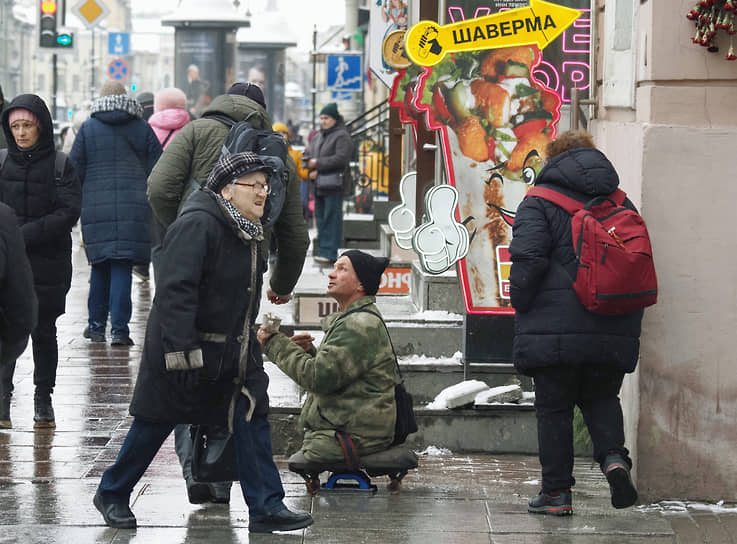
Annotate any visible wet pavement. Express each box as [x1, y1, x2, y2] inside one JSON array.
[[1, 229, 735, 543]]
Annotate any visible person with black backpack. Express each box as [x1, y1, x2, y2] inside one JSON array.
[[509, 130, 645, 516], [0, 94, 82, 428]]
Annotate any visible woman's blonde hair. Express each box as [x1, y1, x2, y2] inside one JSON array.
[[546, 130, 595, 159]]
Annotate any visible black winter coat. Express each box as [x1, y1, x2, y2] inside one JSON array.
[[0, 94, 81, 317], [129, 189, 268, 425], [306, 120, 353, 196], [0, 202, 37, 361], [509, 148, 643, 376]]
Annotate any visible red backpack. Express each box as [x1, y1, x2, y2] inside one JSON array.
[[525, 186, 657, 316]]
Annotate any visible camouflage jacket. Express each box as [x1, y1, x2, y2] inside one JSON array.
[[264, 296, 397, 462]]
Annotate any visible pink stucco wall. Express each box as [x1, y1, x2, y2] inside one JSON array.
[[593, 0, 737, 501]]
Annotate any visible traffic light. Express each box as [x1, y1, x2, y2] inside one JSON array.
[[56, 30, 74, 48], [39, 0, 58, 48]]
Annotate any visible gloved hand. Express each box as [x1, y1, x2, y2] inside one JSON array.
[[171, 369, 200, 392]]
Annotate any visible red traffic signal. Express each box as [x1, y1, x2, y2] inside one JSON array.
[[39, 0, 59, 48], [41, 0, 57, 15]]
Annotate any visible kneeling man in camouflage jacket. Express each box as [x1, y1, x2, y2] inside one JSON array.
[[257, 250, 396, 463]]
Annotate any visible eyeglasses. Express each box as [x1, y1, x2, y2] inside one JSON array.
[[232, 181, 271, 194]]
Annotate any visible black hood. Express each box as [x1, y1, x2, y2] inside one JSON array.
[[1, 94, 55, 156], [536, 147, 619, 197]]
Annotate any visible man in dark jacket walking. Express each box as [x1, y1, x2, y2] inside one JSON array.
[[0, 203, 38, 428], [509, 130, 640, 516], [70, 81, 162, 346], [0, 94, 82, 428], [93, 152, 313, 534], [304, 102, 353, 264]]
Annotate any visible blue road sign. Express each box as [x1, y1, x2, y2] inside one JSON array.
[[108, 58, 129, 81], [326, 54, 362, 91], [331, 91, 354, 101], [108, 32, 130, 56]]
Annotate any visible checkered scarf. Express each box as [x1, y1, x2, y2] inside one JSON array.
[[203, 188, 263, 241]]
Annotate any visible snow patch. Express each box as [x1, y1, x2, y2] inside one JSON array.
[[417, 445, 452, 456]]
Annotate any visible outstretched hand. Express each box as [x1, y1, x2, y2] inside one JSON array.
[[256, 325, 276, 348], [267, 288, 292, 305], [290, 333, 315, 352]]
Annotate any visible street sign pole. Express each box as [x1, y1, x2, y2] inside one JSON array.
[[52, 54, 58, 121], [91, 28, 95, 99]]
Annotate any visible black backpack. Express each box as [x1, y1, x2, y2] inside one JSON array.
[[204, 113, 288, 227]]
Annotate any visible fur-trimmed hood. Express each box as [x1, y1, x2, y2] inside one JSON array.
[[91, 94, 143, 125]]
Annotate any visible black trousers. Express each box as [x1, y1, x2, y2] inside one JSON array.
[[0, 310, 59, 396], [531, 364, 631, 493]]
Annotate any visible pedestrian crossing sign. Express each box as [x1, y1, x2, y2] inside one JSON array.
[[326, 54, 362, 92]]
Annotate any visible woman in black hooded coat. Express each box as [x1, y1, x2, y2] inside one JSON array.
[[509, 131, 641, 515], [0, 94, 82, 428]]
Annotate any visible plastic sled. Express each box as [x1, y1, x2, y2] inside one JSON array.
[[288, 444, 419, 495]]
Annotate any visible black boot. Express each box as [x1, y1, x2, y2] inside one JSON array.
[[0, 394, 11, 429], [34, 388, 55, 429], [602, 453, 638, 509]]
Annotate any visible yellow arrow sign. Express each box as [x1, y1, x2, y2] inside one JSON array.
[[404, 0, 582, 67]]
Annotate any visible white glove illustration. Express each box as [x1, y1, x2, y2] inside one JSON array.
[[412, 184, 469, 274], [387, 172, 417, 250]]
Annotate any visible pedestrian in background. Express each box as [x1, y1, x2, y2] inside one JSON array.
[[93, 152, 313, 534], [509, 130, 640, 516], [136, 91, 154, 122], [61, 107, 89, 154], [70, 81, 162, 347], [304, 102, 353, 265], [273, 121, 311, 222], [145, 87, 191, 276], [0, 94, 82, 428], [0, 202, 38, 429], [149, 87, 190, 150]]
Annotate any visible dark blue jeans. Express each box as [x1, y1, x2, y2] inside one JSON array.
[[531, 365, 631, 494], [97, 396, 286, 521], [88, 259, 133, 338], [314, 193, 343, 261]]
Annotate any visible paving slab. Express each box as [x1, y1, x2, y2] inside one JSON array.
[[0, 229, 734, 543]]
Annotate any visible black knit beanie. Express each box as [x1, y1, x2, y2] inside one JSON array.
[[227, 82, 266, 109], [341, 250, 389, 296]]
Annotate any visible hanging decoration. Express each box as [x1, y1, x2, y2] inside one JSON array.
[[686, 0, 737, 60]]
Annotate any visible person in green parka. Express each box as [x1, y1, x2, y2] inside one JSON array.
[[257, 250, 397, 463]]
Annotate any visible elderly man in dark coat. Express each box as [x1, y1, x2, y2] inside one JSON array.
[[509, 130, 641, 516], [70, 81, 162, 346], [147, 81, 309, 504], [93, 152, 313, 534]]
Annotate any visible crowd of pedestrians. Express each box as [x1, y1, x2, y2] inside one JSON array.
[[0, 78, 647, 534]]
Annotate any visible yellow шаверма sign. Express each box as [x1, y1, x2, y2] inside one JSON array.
[[404, 0, 581, 67]]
